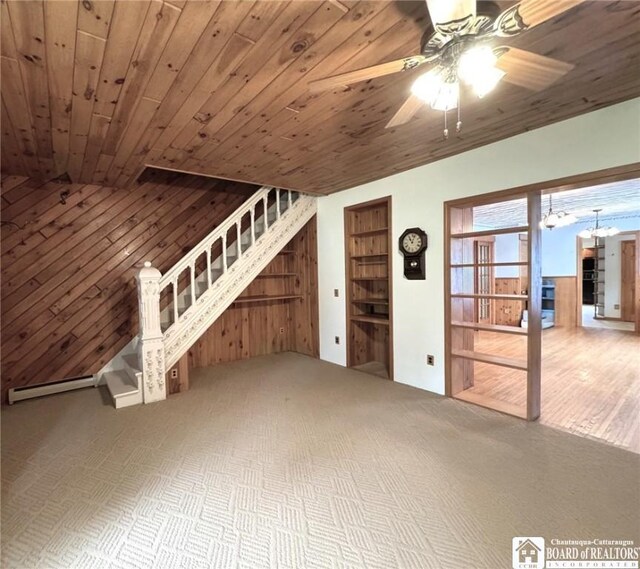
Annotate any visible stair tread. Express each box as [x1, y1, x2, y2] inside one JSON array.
[[104, 370, 138, 398]]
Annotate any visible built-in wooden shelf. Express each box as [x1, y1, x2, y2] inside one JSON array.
[[451, 293, 528, 300], [350, 227, 389, 237], [351, 314, 390, 325], [451, 349, 528, 371], [351, 253, 388, 259], [451, 321, 527, 335], [345, 197, 393, 380], [254, 272, 297, 278], [233, 294, 302, 304], [451, 226, 529, 239], [450, 261, 528, 268]]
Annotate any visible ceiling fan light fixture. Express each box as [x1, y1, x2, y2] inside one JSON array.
[[425, 0, 476, 29], [431, 80, 459, 111], [471, 66, 505, 98], [411, 69, 444, 104], [457, 46, 504, 98], [458, 46, 497, 82]]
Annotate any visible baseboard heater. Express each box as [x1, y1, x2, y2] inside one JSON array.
[[8, 375, 96, 405]]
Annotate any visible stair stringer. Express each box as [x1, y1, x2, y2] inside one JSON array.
[[162, 194, 317, 370]]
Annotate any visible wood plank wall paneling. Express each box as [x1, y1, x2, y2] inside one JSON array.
[[189, 216, 319, 368], [494, 277, 523, 327], [0, 170, 257, 401], [549, 276, 577, 328], [1, 1, 639, 195]]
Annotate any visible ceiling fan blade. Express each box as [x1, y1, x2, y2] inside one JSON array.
[[385, 94, 425, 129], [496, 47, 574, 91], [426, 0, 476, 26], [309, 56, 426, 93], [517, 0, 583, 28]]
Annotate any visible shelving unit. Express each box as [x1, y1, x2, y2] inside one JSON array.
[[232, 294, 302, 304], [233, 242, 301, 305], [593, 238, 606, 318], [344, 197, 393, 380], [540, 279, 556, 328], [445, 193, 541, 421]]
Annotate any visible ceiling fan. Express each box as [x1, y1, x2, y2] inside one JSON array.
[[309, 0, 581, 137]]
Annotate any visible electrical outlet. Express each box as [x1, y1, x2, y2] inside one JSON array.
[[614, 304, 620, 310], [335, 336, 340, 345], [334, 288, 339, 297], [427, 355, 435, 366], [170, 368, 178, 379], [279, 327, 285, 334]]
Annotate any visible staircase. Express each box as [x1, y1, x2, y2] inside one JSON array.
[[102, 186, 316, 408]]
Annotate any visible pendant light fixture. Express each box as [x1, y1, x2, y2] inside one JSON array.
[[541, 195, 577, 229], [578, 209, 620, 238]]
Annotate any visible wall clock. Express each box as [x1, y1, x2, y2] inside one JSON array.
[[399, 227, 428, 280]]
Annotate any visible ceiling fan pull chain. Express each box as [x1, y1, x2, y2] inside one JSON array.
[[443, 110, 449, 140], [456, 100, 462, 133]]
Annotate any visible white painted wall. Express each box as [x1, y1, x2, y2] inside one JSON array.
[[317, 98, 640, 395], [541, 216, 640, 277], [494, 233, 522, 278]]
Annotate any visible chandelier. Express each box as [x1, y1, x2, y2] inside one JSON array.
[[578, 209, 620, 238], [410, 46, 505, 138], [541, 195, 577, 230]]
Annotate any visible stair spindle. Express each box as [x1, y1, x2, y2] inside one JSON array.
[[172, 280, 179, 323], [206, 248, 212, 288], [236, 222, 242, 259], [222, 235, 228, 271], [250, 209, 255, 245], [276, 189, 281, 219], [287, 190, 292, 209], [263, 196, 269, 229], [190, 264, 196, 305]]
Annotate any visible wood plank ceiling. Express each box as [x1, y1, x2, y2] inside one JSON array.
[[1, 0, 639, 195]]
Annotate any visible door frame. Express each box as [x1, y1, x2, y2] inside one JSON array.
[[444, 162, 640, 420]]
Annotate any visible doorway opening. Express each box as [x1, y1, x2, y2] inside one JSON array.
[[445, 164, 640, 453]]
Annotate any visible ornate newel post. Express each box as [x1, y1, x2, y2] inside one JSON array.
[[136, 261, 166, 403]]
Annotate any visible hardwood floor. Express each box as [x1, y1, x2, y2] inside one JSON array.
[[582, 304, 635, 332], [460, 327, 640, 454]]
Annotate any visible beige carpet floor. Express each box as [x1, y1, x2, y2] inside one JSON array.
[[2, 352, 639, 569]]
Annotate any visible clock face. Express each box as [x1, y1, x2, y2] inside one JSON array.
[[402, 232, 422, 254]]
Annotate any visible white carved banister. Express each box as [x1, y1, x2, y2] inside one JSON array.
[[158, 185, 273, 289], [132, 185, 315, 405], [162, 189, 315, 370], [136, 261, 166, 403]]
